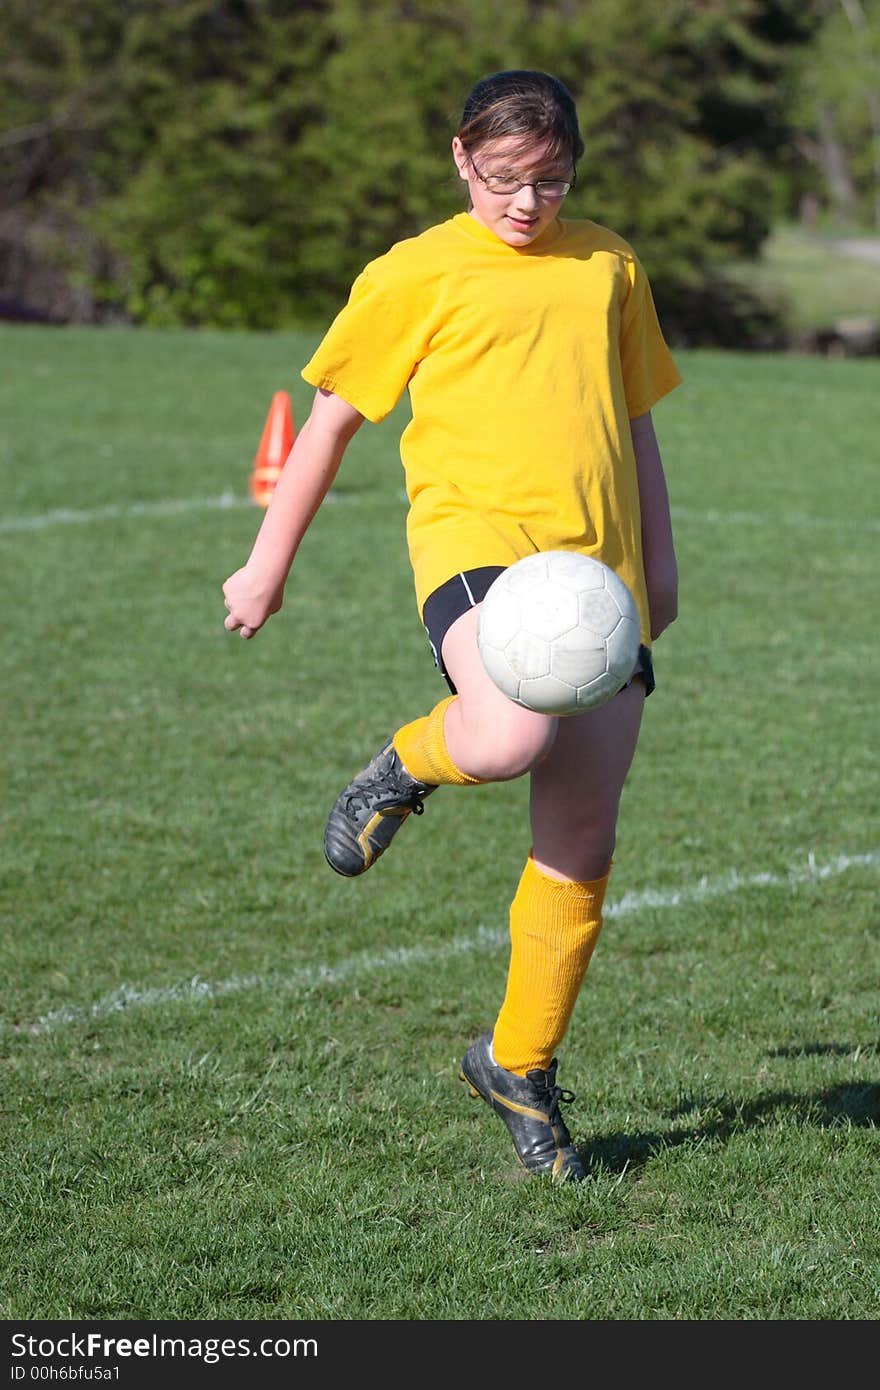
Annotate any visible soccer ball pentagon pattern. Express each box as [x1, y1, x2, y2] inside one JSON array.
[[477, 551, 642, 716]]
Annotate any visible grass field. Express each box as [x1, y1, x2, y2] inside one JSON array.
[[1, 326, 878, 1322], [725, 224, 880, 332]]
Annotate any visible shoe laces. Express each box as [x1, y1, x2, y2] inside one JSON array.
[[528, 1073, 576, 1122], [343, 764, 429, 817]]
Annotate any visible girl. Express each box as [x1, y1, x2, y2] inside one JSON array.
[[222, 70, 681, 1183]]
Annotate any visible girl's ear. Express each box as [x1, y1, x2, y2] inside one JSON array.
[[451, 136, 470, 181]]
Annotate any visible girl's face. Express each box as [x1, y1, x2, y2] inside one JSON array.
[[452, 134, 574, 247]]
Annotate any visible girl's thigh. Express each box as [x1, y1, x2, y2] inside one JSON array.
[[440, 605, 558, 781], [529, 678, 646, 881]]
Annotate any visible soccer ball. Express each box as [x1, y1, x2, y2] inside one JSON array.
[[477, 551, 641, 716]]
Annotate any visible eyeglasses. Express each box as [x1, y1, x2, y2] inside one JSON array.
[[469, 156, 575, 199]]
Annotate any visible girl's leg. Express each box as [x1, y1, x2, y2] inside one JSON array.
[[396, 599, 641, 818], [433, 605, 558, 779], [459, 669, 645, 1183], [491, 678, 646, 1075], [426, 603, 645, 1078], [390, 604, 558, 788], [530, 676, 646, 882], [324, 604, 556, 877]]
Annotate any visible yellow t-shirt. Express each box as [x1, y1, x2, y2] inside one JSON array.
[[301, 211, 682, 645]]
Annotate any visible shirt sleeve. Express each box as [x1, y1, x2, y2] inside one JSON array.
[[619, 255, 682, 418], [301, 255, 436, 423]]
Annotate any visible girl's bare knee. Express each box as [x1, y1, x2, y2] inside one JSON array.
[[531, 799, 620, 882], [448, 698, 556, 781], [533, 825, 616, 882], [490, 715, 557, 780], [440, 604, 557, 780]]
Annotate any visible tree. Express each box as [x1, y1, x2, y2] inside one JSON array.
[[790, 0, 880, 229], [0, 0, 825, 340]]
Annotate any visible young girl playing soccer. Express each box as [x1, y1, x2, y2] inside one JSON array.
[[222, 70, 681, 1182]]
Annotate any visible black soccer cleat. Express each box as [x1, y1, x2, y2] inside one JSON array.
[[323, 740, 437, 877], [459, 1031, 586, 1182]]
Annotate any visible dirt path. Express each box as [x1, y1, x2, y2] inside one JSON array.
[[832, 238, 880, 265]]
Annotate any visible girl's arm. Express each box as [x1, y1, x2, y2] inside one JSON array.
[[223, 387, 364, 638], [630, 410, 678, 641]]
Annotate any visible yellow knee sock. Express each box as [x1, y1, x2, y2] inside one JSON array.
[[492, 854, 610, 1075], [392, 696, 483, 786]]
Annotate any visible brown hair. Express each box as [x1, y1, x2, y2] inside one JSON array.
[[456, 70, 584, 169]]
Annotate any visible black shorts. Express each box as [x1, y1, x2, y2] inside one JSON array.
[[422, 567, 655, 698]]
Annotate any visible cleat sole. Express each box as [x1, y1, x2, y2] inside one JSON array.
[[459, 1068, 482, 1099]]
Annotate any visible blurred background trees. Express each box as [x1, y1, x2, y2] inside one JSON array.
[[1, 0, 878, 343]]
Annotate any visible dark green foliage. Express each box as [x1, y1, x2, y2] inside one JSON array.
[[0, 0, 838, 339]]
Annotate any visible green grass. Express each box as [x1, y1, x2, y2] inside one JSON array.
[[725, 223, 880, 332], [1, 327, 878, 1321]]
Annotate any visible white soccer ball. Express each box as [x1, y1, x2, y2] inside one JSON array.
[[477, 551, 642, 716]]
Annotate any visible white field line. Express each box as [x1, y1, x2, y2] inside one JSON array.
[[0, 492, 251, 534], [15, 849, 879, 1037], [672, 505, 880, 534], [1, 494, 878, 536]]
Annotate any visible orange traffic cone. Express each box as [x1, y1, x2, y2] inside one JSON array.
[[249, 391, 294, 506]]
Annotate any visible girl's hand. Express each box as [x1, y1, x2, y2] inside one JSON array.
[[222, 566, 284, 640], [220, 388, 364, 641]]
